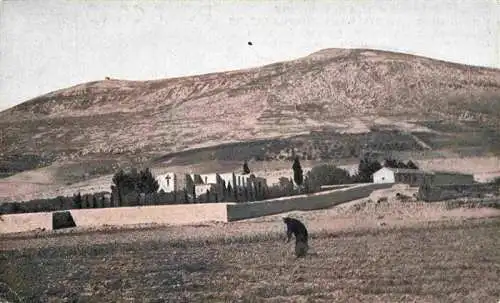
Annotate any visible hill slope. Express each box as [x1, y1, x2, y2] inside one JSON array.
[[1, 48, 500, 176]]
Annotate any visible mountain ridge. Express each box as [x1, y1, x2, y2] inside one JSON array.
[[2, 48, 499, 119], [1, 47, 499, 178]]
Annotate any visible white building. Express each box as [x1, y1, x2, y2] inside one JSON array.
[[156, 172, 177, 193], [155, 172, 195, 194], [155, 171, 268, 199], [372, 167, 474, 186]]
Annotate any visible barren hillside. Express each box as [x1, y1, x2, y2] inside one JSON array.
[[1, 48, 500, 176]]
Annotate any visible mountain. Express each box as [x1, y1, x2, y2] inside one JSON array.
[[1, 48, 500, 179]]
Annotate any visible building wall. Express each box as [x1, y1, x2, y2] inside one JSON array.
[[156, 172, 177, 193], [373, 168, 396, 183], [373, 167, 473, 187], [394, 172, 428, 187]]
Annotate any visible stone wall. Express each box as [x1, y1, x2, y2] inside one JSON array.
[[0, 212, 52, 234], [225, 183, 393, 221], [1, 183, 394, 234], [70, 203, 229, 228]]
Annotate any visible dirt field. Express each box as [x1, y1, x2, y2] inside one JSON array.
[[1, 198, 500, 303]]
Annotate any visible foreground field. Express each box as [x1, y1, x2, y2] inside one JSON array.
[[1, 204, 499, 302]]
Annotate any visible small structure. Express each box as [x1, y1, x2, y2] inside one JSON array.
[[155, 173, 195, 194], [372, 167, 474, 186], [155, 171, 269, 201], [156, 172, 177, 193]]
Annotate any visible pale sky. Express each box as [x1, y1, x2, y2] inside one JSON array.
[[0, 0, 498, 111]]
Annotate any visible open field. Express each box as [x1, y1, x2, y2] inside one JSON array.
[[1, 198, 500, 303]]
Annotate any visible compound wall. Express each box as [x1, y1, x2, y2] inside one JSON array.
[[226, 183, 393, 221], [0, 212, 52, 234], [70, 203, 229, 228], [1, 183, 394, 234]]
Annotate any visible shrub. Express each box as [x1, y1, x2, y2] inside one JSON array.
[[354, 157, 382, 183], [111, 167, 159, 196], [308, 164, 352, 188]]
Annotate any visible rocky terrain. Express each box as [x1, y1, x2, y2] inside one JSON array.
[[1, 48, 500, 180]]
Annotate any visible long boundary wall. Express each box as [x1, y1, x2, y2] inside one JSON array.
[[0, 183, 392, 234], [225, 183, 393, 221], [70, 203, 228, 228], [0, 203, 229, 234], [0, 212, 53, 234]]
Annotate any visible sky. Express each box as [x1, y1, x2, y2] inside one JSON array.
[[0, 0, 498, 111]]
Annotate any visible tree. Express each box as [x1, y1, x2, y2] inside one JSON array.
[[308, 164, 352, 188], [222, 181, 227, 200], [111, 167, 159, 196], [243, 160, 250, 174], [406, 160, 419, 170], [355, 157, 382, 183], [112, 169, 135, 195], [383, 158, 398, 168], [73, 192, 83, 209], [303, 173, 311, 193], [138, 168, 159, 193], [292, 156, 304, 187], [244, 187, 249, 201], [384, 157, 415, 169]]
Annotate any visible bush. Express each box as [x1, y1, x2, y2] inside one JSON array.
[[353, 157, 382, 183], [308, 164, 352, 188], [112, 167, 159, 196], [384, 158, 419, 169]]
